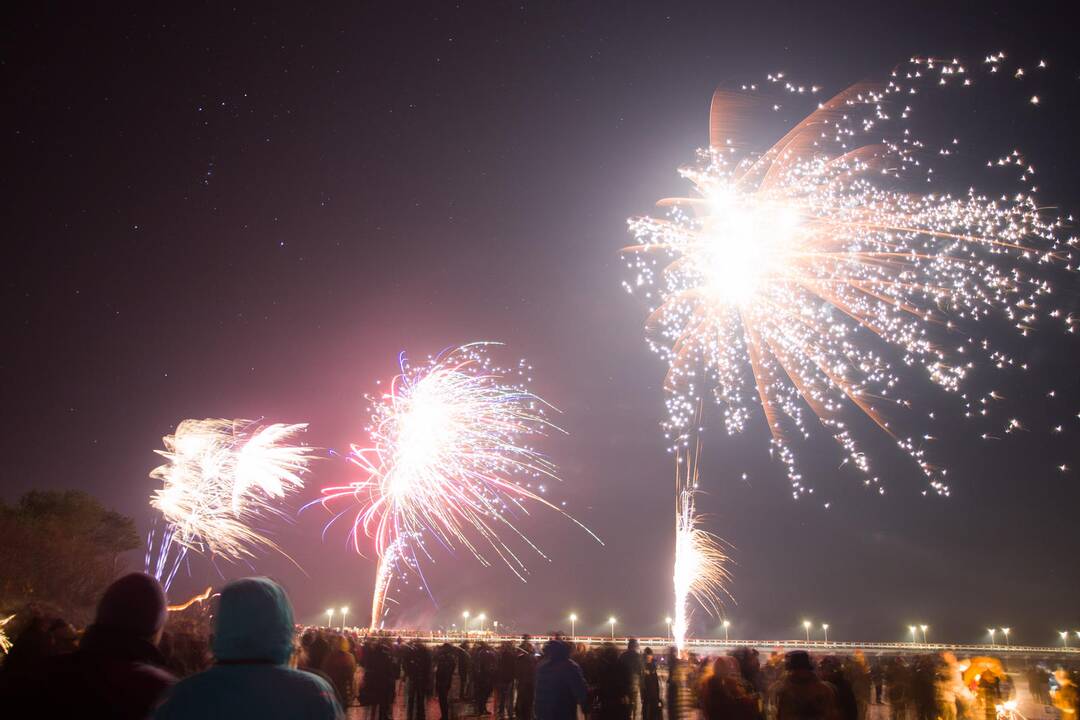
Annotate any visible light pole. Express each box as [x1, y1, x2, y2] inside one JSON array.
[[987, 628, 996, 646], [802, 620, 812, 644], [909, 626, 917, 644], [665, 617, 672, 642], [822, 624, 829, 644], [1002, 628, 1010, 647], [326, 608, 334, 627], [570, 613, 577, 640], [1061, 631, 1069, 648], [463, 611, 471, 635], [723, 620, 731, 643], [920, 625, 928, 644], [340, 607, 349, 631], [478, 613, 486, 634], [493, 620, 499, 635], [609, 616, 616, 640]]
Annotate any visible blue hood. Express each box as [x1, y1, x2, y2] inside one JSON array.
[[211, 577, 295, 665]]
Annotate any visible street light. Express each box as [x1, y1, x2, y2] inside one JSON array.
[[723, 620, 731, 643], [920, 625, 928, 644], [987, 628, 996, 646], [665, 617, 672, 641], [803, 620, 812, 644], [478, 613, 487, 633], [609, 616, 617, 640], [463, 611, 471, 635], [340, 607, 349, 631], [570, 613, 577, 639], [1061, 631, 1069, 648], [1001, 628, 1010, 647], [822, 624, 830, 644], [909, 626, 917, 644], [493, 620, 499, 635], [326, 608, 334, 627]]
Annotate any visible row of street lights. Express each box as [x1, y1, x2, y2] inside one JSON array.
[[325, 606, 349, 631]]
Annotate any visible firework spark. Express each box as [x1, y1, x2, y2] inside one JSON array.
[[625, 63, 1071, 500], [0, 614, 14, 655], [147, 418, 315, 588], [672, 447, 731, 652], [315, 342, 598, 628]]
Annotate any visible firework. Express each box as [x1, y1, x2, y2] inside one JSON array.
[[147, 418, 315, 589], [672, 447, 730, 652], [315, 342, 598, 628], [625, 61, 1071, 500], [0, 614, 14, 655]]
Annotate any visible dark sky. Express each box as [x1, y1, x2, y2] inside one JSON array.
[[4, 2, 1079, 644]]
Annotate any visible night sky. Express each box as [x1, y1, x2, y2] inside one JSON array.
[[4, 2, 1079, 643]]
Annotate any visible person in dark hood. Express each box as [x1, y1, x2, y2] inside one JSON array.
[[154, 577, 342, 720], [359, 640, 397, 720], [535, 639, 588, 720], [7, 573, 177, 720], [776, 651, 838, 720]]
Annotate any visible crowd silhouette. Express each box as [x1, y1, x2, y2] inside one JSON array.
[[1, 573, 1078, 720]]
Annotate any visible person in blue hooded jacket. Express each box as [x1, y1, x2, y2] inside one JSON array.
[[154, 576, 343, 720]]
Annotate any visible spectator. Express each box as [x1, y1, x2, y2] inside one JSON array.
[[12, 573, 177, 719], [154, 577, 342, 719], [775, 651, 839, 720], [535, 639, 588, 720], [323, 635, 358, 707]]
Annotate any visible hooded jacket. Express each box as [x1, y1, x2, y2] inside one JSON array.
[[154, 577, 342, 720]]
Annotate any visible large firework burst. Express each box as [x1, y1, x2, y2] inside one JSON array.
[[625, 63, 1071, 500], [316, 342, 597, 628], [147, 418, 314, 589]]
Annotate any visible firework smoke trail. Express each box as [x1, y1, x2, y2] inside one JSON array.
[[314, 342, 599, 629], [672, 447, 730, 652], [625, 57, 1074, 501], [146, 419, 315, 590]]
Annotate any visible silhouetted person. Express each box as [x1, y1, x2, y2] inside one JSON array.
[[154, 577, 342, 719], [515, 640, 539, 720], [10, 573, 177, 720], [459, 641, 473, 700], [535, 639, 588, 720], [641, 649, 662, 720], [474, 642, 498, 715], [620, 638, 644, 720], [323, 635, 358, 707], [699, 656, 760, 720], [775, 651, 838, 720], [496, 641, 518, 719], [820, 657, 857, 720], [360, 641, 396, 720], [595, 643, 633, 720], [435, 643, 458, 720], [405, 640, 433, 720]]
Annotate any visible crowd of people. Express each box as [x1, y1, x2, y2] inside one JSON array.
[[1, 572, 1078, 720]]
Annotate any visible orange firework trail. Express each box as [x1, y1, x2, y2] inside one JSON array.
[[315, 342, 599, 628]]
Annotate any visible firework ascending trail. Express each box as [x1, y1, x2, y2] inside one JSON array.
[[0, 614, 14, 655], [147, 418, 315, 590], [672, 447, 730, 652], [625, 61, 1072, 499], [315, 342, 599, 628]]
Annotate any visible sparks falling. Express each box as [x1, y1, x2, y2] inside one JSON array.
[[624, 60, 1072, 501], [147, 418, 314, 589], [315, 342, 598, 628], [672, 447, 731, 652]]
